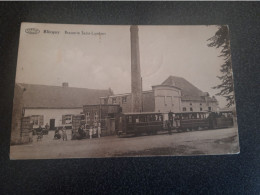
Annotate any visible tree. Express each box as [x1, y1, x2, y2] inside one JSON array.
[[207, 25, 234, 107]]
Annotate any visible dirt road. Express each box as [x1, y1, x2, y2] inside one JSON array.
[[10, 128, 239, 159]]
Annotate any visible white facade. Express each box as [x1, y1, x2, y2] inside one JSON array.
[[181, 101, 218, 112], [24, 108, 82, 128], [152, 85, 182, 113]]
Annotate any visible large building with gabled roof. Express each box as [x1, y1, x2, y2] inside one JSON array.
[[161, 76, 218, 112], [100, 75, 218, 114]]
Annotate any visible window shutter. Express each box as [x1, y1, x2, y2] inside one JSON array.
[[39, 115, 44, 126], [62, 115, 66, 124]]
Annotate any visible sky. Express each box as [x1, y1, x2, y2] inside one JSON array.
[[16, 23, 231, 108]]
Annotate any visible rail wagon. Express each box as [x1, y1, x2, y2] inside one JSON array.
[[115, 112, 164, 136], [208, 110, 234, 129], [174, 111, 210, 132], [175, 111, 234, 131]]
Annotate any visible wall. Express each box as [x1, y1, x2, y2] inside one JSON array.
[[24, 108, 82, 128], [181, 100, 218, 112], [83, 105, 100, 126], [142, 91, 155, 112], [101, 91, 155, 113], [153, 86, 181, 113], [102, 94, 132, 113], [11, 84, 25, 144]]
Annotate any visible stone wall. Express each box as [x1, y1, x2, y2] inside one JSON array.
[[11, 84, 25, 145]]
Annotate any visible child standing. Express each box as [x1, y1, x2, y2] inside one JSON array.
[[89, 126, 93, 139], [62, 126, 67, 141], [93, 125, 97, 137], [98, 123, 101, 138]]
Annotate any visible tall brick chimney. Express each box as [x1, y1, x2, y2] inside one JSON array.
[[130, 25, 142, 112]]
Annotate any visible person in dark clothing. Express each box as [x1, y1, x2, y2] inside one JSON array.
[[78, 125, 86, 139], [45, 123, 50, 130], [168, 111, 174, 129], [167, 120, 172, 135], [36, 125, 42, 134], [54, 128, 61, 140], [36, 125, 43, 141]]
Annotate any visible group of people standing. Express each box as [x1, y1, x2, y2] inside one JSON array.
[[76, 122, 102, 140], [53, 122, 102, 141], [54, 126, 68, 141]]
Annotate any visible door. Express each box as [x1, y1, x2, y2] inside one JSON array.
[[50, 119, 55, 130], [166, 96, 173, 112], [155, 96, 165, 112], [110, 119, 115, 134]]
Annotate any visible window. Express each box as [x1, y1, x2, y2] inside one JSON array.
[[190, 107, 193, 111], [85, 112, 91, 122], [200, 108, 203, 111], [31, 115, 39, 125], [191, 113, 196, 119], [63, 115, 72, 124], [65, 115, 71, 121], [122, 96, 127, 103], [208, 107, 211, 111], [112, 98, 116, 104], [190, 103, 192, 106], [139, 115, 146, 122], [30, 115, 43, 127], [85, 114, 90, 122], [155, 115, 162, 121], [104, 98, 108, 105], [200, 103, 202, 106], [94, 112, 99, 121], [80, 114, 85, 120], [183, 107, 186, 111], [150, 115, 156, 121], [128, 116, 132, 123]]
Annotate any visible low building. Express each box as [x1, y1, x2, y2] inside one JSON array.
[[11, 82, 112, 144], [100, 90, 155, 113], [83, 104, 121, 135]]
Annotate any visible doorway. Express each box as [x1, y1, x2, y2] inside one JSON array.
[[110, 119, 115, 135], [50, 119, 55, 130]]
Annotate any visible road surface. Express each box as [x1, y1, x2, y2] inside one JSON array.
[[10, 127, 239, 159]]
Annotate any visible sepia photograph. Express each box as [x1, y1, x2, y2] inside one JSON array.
[[10, 23, 239, 159]]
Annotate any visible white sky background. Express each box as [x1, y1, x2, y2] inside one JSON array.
[[16, 23, 230, 108]]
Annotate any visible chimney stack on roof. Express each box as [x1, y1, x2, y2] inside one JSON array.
[[62, 82, 69, 87]]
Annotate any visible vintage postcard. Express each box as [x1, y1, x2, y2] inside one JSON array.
[[10, 23, 239, 159]]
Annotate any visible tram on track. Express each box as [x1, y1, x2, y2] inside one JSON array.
[[115, 112, 164, 136], [174, 110, 234, 132], [115, 110, 235, 136]]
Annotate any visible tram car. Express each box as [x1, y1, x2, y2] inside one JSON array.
[[208, 110, 234, 129], [174, 110, 234, 131], [174, 111, 210, 132], [115, 112, 164, 136]]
